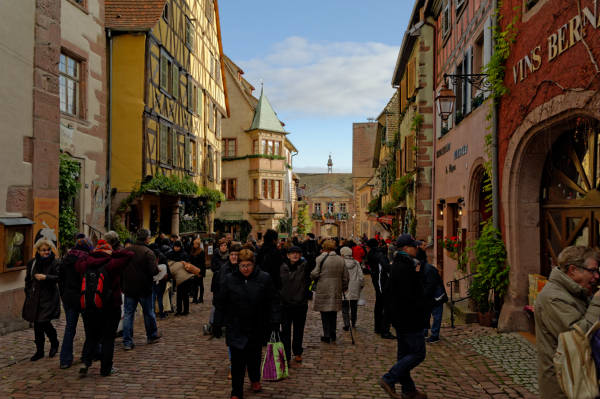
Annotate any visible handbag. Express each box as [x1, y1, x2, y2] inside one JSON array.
[[261, 330, 288, 381], [310, 254, 329, 292], [553, 321, 600, 399]]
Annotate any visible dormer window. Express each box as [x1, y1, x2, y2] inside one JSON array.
[[442, 0, 452, 38], [162, 3, 169, 23]]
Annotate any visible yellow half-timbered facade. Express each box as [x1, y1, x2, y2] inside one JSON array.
[[107, 0, 228, 235]]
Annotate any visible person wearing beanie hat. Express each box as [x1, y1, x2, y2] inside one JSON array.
[[59, 234, 92, 368], [340, 247, 365, 331], [94, 240, 113, 255]]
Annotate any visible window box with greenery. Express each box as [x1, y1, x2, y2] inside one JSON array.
[[311, 213, 323, 220], [367, 196, 382, 214]]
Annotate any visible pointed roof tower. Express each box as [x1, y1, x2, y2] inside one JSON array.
[[249, 87, 287, 134]]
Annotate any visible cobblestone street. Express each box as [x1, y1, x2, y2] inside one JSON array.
[[0, 275, 539, 399]]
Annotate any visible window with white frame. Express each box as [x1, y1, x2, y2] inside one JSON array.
[[222, 138, 236, 157], [442, 0, 451, 38], [59, 53, 80, 116], [327, 202, 334, 214], [314, 203, 321, 214]]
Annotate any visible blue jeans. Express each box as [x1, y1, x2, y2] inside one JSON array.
[[383, 330, 426, 394], [152, 281, 166, 314], [426, 303, 443, 338], [122, 295, 159, 347], [59, 306, 80, 366]]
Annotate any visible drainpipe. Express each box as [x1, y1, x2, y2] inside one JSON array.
[[423, 18, 437, 245], [107, 28, 113, 231], [491, 0, 500, 230]]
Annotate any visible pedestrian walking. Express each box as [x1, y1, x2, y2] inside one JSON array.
[[280, 245, 311, 364], [379, 235, 428, 399], [535, 246, 600, 399], [22, 239, 61, 361], [214, 249, 281, 399], [189, 237, 206, 304], [58, 235, 92, 369], [422, 262, 447, 344], [310, 239, 349, 344], [121, 229, 161, 350], [366, 238, 394, 339], [76, 240, 133, 377], [257, 229, 283, 289], [340, 246, 364, 331], [205, 238, 229, 335]]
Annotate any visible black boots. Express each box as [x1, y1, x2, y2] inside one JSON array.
[[30, 351, 44, 361], [49, 340, 59, 358]]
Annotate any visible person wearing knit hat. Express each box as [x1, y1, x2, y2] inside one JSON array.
[[340, 246, 365, 331], [94, 240, 113, 255]]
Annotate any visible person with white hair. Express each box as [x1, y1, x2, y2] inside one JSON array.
[[22, 239, 61, 361]]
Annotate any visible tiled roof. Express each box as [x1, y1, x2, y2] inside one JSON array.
[[106, 0, 167, 31]]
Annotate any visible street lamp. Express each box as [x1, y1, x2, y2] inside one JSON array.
[[435, 83, 456, 122], [435, 73, 492, 121]]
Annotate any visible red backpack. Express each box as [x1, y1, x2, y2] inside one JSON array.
[[80, 265, 111, 311]]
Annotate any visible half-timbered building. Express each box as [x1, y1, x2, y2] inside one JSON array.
[[106, 0, 228, 235]]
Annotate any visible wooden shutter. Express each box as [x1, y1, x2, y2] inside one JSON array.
[[160, 53, 168, 90], [405, 135, 416, 171], [407, 58, 416, 98], [400, 75, 407, 110], [187, 78, 193, 110], [159, 123, 168, 163], [184, 136, 191, 170], [197, 88, 202, 115], [172, 65, 179, 99], [172, 131, 178, 166]]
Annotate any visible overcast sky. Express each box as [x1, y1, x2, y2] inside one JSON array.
[[219, 1, 412, 173]]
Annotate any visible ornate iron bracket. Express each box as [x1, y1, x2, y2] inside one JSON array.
[[444, 73, 492, 92]]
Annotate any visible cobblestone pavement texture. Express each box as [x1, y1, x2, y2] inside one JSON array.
[[0, 273, 540, 398]]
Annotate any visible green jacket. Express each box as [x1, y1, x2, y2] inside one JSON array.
[[534, 267, 600, 399]]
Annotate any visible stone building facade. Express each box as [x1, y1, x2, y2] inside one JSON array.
[[496, 0, 600, 331], [60, 0, 108, 239], [352, 122, 378, 238], [0, 0, 61, 329], [428, 0, 494, 287], [216, 56, 297, 241]]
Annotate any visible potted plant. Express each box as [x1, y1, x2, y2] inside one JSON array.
[[468, 221, 510, 327]]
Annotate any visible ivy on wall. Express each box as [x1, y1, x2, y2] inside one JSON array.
[[59, 153, 81, 252]]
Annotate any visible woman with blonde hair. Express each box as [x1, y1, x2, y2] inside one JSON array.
[[22, 239, 61, 361], [311, 239, 349, 343]]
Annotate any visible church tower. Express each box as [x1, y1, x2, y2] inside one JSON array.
[[327, 154, 333, 174]]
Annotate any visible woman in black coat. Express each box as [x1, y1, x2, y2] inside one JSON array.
[[189, 237, 206, 303], [214, 249, 281, 399], [23, 239, 61, 361]]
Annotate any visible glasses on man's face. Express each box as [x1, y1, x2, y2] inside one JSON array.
[[576, 265, 600, 275], [239, 263, 253, 269]]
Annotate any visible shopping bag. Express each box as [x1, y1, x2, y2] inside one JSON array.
[[261, 331, 288, 381], [553, 321, 600, 399]]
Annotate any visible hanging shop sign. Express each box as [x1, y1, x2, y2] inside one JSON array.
[[512, 4, 600, 84]]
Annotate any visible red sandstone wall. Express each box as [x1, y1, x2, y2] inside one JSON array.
[[498, 0, 600, 209]]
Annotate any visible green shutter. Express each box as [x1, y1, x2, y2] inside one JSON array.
[[160, 54, 168, 90], [185, 136, 191, 170], [188, 78, 193, 110], [197, 89, 202, 115], [159, 123, 167, 163], [172, 66, 179, 99], [172, 130, 178, 166]]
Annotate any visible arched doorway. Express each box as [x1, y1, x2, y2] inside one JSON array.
[[500, 114, 600, 331], [541, 118, 600, 275]]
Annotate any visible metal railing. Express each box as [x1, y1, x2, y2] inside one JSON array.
[[82, 222, 103, 241], [446, 273, 475, 328]]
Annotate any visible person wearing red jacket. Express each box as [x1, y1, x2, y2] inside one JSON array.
[[351, 242, 365, 264], [75, 239, 133, 377]]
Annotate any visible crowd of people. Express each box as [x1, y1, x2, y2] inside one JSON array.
[[22, 228, 448, 399]]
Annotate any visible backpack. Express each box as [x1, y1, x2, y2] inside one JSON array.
[[80, 265, 112, 312], [553, 321, 600, 399]]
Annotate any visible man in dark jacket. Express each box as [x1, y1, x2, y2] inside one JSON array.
[[121, 229, 161, 350], [366, 238, 393, 339], [280, 246, 311, 364], [379, 235, 428, 399], [75, 240, 133, 376], [58, 236, 92, 369], [210, 243, 241, 338], [257, 229, 283, 289]]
